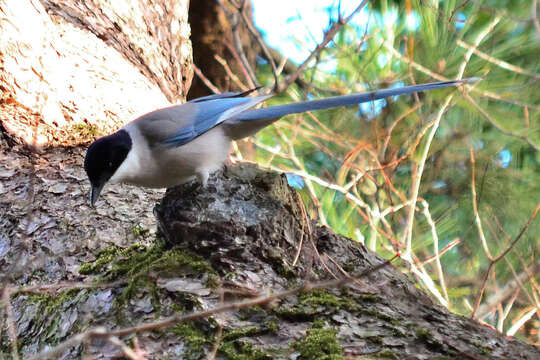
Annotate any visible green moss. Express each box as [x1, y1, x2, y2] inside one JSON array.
[[274, 289, 401, 330], [223, 326, 264, 341], [204, 274, 221, 289], [415, 328, 446, 353], [171, 323, 212, 360], [238, 306, 265, 320], [132, 224, 150, 238], [299, 290, 352, 309], [275, 289, 359, 320], [27, 289, 82, 313], [219, 340, 272, 360], [369, 336, 384, 345], [377, 350, 398, 359], [362, 309, 402, 326], [23, 289, 87, 347], [355, 294, 383, 303], [78, 245, 132, 275], [72, 122, 99, 137], [265, 320, 279, 334], [80, 242, 215, 279], [292, 321, 344, 360], [415, 328, 433, 341], [79, 241, 217, 306]]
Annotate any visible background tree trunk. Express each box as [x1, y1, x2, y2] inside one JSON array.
[[188, 0, 259, 99]]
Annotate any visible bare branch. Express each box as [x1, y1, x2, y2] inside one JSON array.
[[215, 0, 259, 88], [192, 64, 221, 94], [472, 203, 540, 319], [276, 0, 368, 93], [234, 1, 280, 86]]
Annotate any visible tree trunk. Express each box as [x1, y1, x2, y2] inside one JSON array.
[[1, 154, 538, 358], [0, 0, 192, 146]]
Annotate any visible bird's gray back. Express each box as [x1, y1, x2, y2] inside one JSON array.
[[129, 96, 270, 148]]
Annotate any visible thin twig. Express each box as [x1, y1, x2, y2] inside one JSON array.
[[507, 307, 537, 336], [380, 102, 424, 160], [192, 64, 221, 94], [463, 92, 539, 152], [456, 15, 501, 79], [470, 148, 493, 260], [419, 238, 461, 266], [107, 336, 147, 360], [9, 280, 127, 297], [276, 0, 368, 93], [421, 200, 449, 304], [234, 1, 280, 86], [472, 203, 540, 318], [214, 55, 250, 91], [456, 39, 540, 80], [206, 323, 223, 360], [402, 94, 454, 260], [382, 39, 540, 110], [216, 0, 258, 88]]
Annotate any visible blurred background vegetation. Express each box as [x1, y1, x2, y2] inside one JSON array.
[[219, 0, 540, 344]]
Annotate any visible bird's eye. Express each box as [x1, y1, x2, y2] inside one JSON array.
[[108, 161, 113, 168]]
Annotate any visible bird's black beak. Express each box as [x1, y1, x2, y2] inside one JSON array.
[[90, 184, 104, 207]]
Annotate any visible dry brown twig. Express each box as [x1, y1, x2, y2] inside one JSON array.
[[215, 0, 259, 88], [206, 291, 225, 360], [0, 93, 46, 360], [231, 0, 280, 86], [192, 64, 221, 94], [214, 54, 250, 91], [276, 0, 369, 93], [107, 335, 148, 360], [470, 147, 540, 319]]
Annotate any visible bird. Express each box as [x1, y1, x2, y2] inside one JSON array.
[[84, 78, 478, 206]]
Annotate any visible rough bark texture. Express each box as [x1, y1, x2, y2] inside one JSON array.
[[1, 141, 538, 359], [0, 0, 192, 146]]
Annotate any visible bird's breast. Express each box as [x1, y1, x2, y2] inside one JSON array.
[[110, 125, 231, 188]]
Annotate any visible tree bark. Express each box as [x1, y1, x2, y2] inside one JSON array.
[[0, 0, 192, 146], [1, 157, 538, 359]]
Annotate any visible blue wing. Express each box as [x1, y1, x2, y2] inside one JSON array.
[[157, 95, 270, 147]]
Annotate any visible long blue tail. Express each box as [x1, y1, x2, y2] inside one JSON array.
[[236, 78, 478, 122], [223, 78, 479, 140]]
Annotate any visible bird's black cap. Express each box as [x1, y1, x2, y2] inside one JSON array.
[[84, 129, 132, 206]]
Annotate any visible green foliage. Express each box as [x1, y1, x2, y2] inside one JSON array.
[[251, 0, 539, 343]]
